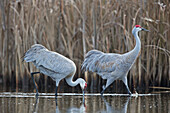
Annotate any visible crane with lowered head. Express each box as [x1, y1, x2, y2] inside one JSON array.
[[23, 44, 87, 98]]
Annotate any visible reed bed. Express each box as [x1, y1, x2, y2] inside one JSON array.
[[0, 0, 169, 93]]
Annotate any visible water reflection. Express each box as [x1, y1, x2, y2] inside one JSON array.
[[55, 96, 86, 113], [56, 96, 86, 113], [33, 98, 39, 113], [31, 95, 86, 113], [65, 103, 86, 113], [0, 93, 170, 113], [100, 96, 130, 113]]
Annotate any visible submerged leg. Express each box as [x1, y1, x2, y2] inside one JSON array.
[[122, 77, 132, 95], [101, 87, 106, 96], [33, 97, 39, 112], [31, 72, 40, 97], [55, 80, 60, 98], [55, 86, 58, 98], [82, 90, 85, 104], [101, 78, 115, 96], [55, 86, 58, 106]]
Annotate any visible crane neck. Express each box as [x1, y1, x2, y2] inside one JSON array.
[[132, 31, 141, 54], [65, 75, 80, 87], [124, 31, 141, 63]]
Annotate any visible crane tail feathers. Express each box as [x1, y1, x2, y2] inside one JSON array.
[[81, 49, 103, 73], [23, 47, 36, 62]]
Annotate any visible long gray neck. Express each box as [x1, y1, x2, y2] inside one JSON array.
[[125, 31, 141, 63], [65, 75, 80, 87], [131, 31, 141, 55]]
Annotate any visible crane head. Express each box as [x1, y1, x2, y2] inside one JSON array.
[[78, 78, 87, 90], [85, 83, 87, 89], [132, 25, 149, 34], [78, 78, 87, 96]]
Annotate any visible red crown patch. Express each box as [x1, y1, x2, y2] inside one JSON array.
[[135, 25, 141, 28]]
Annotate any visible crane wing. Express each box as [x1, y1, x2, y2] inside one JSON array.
[[81, 49, 121, 76], [33, 50, 73, 75]]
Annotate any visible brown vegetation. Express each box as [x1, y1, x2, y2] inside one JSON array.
[[0, 0, 169, 93]]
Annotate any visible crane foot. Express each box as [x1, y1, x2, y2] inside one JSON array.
[[128, 92, 132, 96], [35, 93, 39, 98], [100, 90, 104, 96], [55, 94, 58, 98]]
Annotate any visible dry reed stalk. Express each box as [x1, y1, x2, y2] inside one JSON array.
[[146, 36, 151, 85], [150, 86, 170, 90], [82, 0, 88, 83], [158, 49, 162, 86]]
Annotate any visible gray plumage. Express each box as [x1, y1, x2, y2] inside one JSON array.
[[24, 44, 75, 81], [81, 25, 149, 95], [24, 44, 87, 97]]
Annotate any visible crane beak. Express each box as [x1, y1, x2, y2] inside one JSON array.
[[142, 28, 149, 32], [82, 89, 85, 104], [83, 89, 85, 97], [83, 84, 87, 97], [83, 90, 85, 95]]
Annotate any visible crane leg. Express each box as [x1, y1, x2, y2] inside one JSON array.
[[31, 72, 40, 97], [101, 88, 106, 96], [55, 86, 58, 106], [127, 87, 132, 95], [82, 89, 85, 104], [55, 86, 58, 98], [122, 77, 132, 95], [101, 78, 115, 96]]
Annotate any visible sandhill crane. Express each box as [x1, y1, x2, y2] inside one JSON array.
[[23, 44, 87, 98], [81, 25, 149, 95]]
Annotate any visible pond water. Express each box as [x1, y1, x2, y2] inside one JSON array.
[[0, 93, 170, 113]]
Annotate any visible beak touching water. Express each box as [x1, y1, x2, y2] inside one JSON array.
[[83, 83, 87, 97], [82, 83, 87, 104], [82, 89, 85, 104], [142, 27, 149, 32]]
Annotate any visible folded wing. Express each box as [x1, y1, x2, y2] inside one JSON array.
[[81, 50, 121, 79]]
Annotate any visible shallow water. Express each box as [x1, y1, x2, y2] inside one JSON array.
[[0, 93, 170, 113]]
